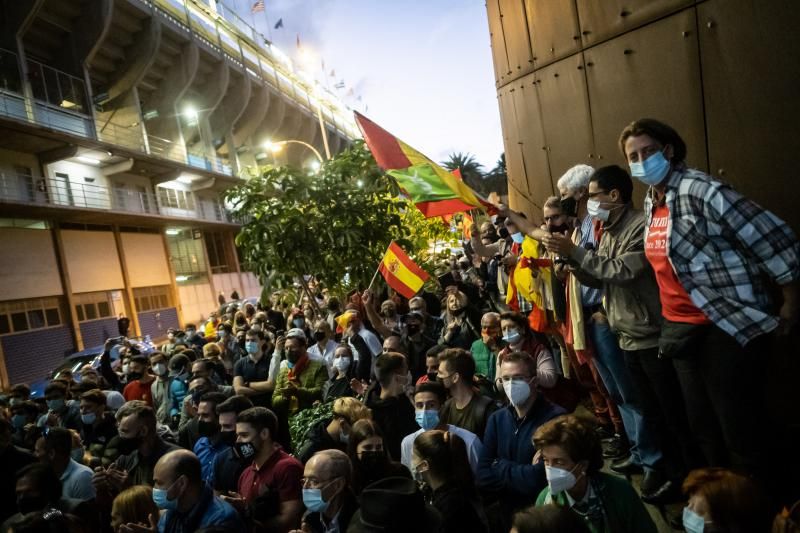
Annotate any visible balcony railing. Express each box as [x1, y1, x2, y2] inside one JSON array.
[[0, 171, 235, 224]]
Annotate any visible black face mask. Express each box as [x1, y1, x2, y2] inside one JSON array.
[[358, 451, 388, 473], [286, 349, 301, 362], [313, 331, 326, 342], [560, 196, 578, 217], [219, 430, 237, 447], [548, 223, 570, 235], [127, 371, 143, 381], [117, 434, 142, 455], [451, 307, 465, 316], [17, 495, 48, 515], [406, 324, 420, 335], [198, 420, 219, 438], [498, 227, 510, 239], [234, 441, 257, 461], [426, 372, 437, 382]]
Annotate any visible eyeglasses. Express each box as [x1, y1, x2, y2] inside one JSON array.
[[301, 476, 340, 489], [587, 190, 608, 199]]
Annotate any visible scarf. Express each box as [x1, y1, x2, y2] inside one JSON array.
[[287, 353, 310, 381]]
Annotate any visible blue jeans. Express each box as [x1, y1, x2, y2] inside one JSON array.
[[588, 317, 664, 471]]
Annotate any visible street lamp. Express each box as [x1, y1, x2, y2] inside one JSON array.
[[263, 139, 324, 163]]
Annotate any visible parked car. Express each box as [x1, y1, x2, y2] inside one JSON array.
[[29, 336, 156, 398]]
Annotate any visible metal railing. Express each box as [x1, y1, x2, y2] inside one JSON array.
[[0, 171, 235, 223]]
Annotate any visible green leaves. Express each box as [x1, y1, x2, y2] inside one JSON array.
[[226, 141, 452, 294]]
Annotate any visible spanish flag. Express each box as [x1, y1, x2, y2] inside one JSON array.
[[355, 112, 495, 218], [378, 242, 430, 298]]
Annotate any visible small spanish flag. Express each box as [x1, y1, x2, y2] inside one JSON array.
[[378, 242, 429, 299]]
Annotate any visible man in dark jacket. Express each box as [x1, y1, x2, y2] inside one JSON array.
[[92, 401, 179, 505], [365, 353, 417, 461], [0, 417, 35, 523], [296, 397, 371, 464], [299, 450, 358, 533], [477, 352, 565, 533]]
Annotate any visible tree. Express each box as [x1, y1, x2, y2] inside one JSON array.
[[225, 141, 452, 297], [484, 152, 508, 196], [441, 152, 485, 193]]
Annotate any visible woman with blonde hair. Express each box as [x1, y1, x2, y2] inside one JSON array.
[[111, 485, 159, 532], [439, 290, 479, 350], [296, 396, 371, 463]]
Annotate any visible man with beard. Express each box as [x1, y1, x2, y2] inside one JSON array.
[[92, 401, 179, 504], [191, 392, 229, 484], [225, 407, 303, 532], [212, 395, 254, 494], [272, 329, 328, 417]]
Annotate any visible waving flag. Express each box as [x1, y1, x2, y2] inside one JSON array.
[[355, 112, 494, 218], [251, 0, 265, 13], [378, 242, 429, 298]]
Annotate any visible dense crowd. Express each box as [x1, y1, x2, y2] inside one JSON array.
[[1, 118, 799, 533]]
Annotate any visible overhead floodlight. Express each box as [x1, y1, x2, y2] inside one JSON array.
[[76, 156, 101, 165]]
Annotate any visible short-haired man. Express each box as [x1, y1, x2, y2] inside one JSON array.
[[149, 351, 171, 426], [234, 328, 280, 407], [437, 348, 497, 440], [365, 353, 418, 461], [192, 391, 229, 484], [470, 312, 505, 382], [35, 427, 94, 501], [39, 382, 81, 430], [79, 389, 118, 468], [122, 355, 155, 406], [400, 381, 483, 474], [229, 407, 303, 532], [477, 352, 565, 532], [408, 296, 444, 340], [143, 449, 241, 531], [212, 395, 254, 494], [92, 400, 180, 500], [299, 450, 358, 532], [272, 328, 328, 416]]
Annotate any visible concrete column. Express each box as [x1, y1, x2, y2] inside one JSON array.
[[51, 222, 84, 351], [112, 225, 142, 337], [161, 232, 184, 328]]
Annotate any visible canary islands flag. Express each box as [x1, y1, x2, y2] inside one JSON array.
[[378, 242, 429, 298], [355, 112, 493, 218]]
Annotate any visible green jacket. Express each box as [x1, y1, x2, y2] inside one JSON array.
[[570, 206, 662, 351], [272, 358, 328, 415], [535, 472, 657, 533], [470, 338, 504, 381]]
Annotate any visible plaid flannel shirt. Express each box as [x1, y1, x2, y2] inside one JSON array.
[[644, 164, 800, 345]]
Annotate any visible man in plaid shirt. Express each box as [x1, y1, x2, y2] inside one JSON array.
[[620, 118, 799, 478]]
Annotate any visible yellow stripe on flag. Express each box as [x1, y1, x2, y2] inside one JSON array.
[[382, 247, 426, 294], [398, 140, 482, 208]]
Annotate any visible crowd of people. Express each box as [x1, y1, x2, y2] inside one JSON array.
[[0, 118, 799, 533]]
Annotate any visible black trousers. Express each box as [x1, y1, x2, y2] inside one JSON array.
[[624, 346, 704, 479], [670, 325, 769, 477]]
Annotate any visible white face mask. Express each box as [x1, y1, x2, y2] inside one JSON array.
[[586, 199, 610, 222], [545, 464, 580, 494], [502, 378, 532, 406], [334, 357, 351, 373]]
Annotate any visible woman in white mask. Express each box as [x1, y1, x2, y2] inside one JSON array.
[[533, 414, 656, 533], [323, 344, 356, 402]]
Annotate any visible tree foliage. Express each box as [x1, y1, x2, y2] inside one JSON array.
[[441, 152, 485, 193], [225, 141, 452, 295]]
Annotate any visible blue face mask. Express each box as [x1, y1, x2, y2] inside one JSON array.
[[152, 478, 181, 510], [629, 150, 671, 186], [11, 414, 27, 429], [302, 487, 330, 513], [293, 318, 305, 328], [682, 507, 705, 533], [415, 409, 440, 431], [510, 232, 524, 244], [81, 412, 97, 425], [502, 329, 522, 345], [47, 398, 65, 412], [245, 341, 260, 355]]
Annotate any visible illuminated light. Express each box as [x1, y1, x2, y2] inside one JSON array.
[[263, 140, 284, 153], [175, 275, 190, 282], [165, 228, 181, 235], [76, 156, 100, 165], [308, 160, 321, 173], [177, 175, 194, 184], [356, 179, 364, 188], [183, 105, 199, 120]]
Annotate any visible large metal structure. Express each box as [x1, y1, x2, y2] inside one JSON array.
[[486, 0, 800, 232]]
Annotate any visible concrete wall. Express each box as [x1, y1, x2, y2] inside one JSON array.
[[486, 0, 800, 232], [61, 230, 124, 293], [0, 228, 63, 301], [177, 281, 216, 325], [45, 160, 111, 210], [120, 232, 171, 288]]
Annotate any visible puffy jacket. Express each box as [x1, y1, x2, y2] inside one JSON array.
[[470, 338, 504, 381], [169, 374, 189, 417], [570, 206, 662, 351]]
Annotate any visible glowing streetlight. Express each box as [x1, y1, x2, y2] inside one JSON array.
[[262, 139, 324, 163], [308, 160, 321, 173]]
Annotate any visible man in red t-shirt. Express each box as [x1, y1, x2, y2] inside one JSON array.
[[122, 355, 155, 406], [226, 406, 303, 532]]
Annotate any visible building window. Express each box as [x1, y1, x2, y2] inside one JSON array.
[[74, 291, 114, 322], [157, 187, 195, 211], [0, 297, 63, 336], [133, 286, 173, 312], [205, 231, 233, 273]]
